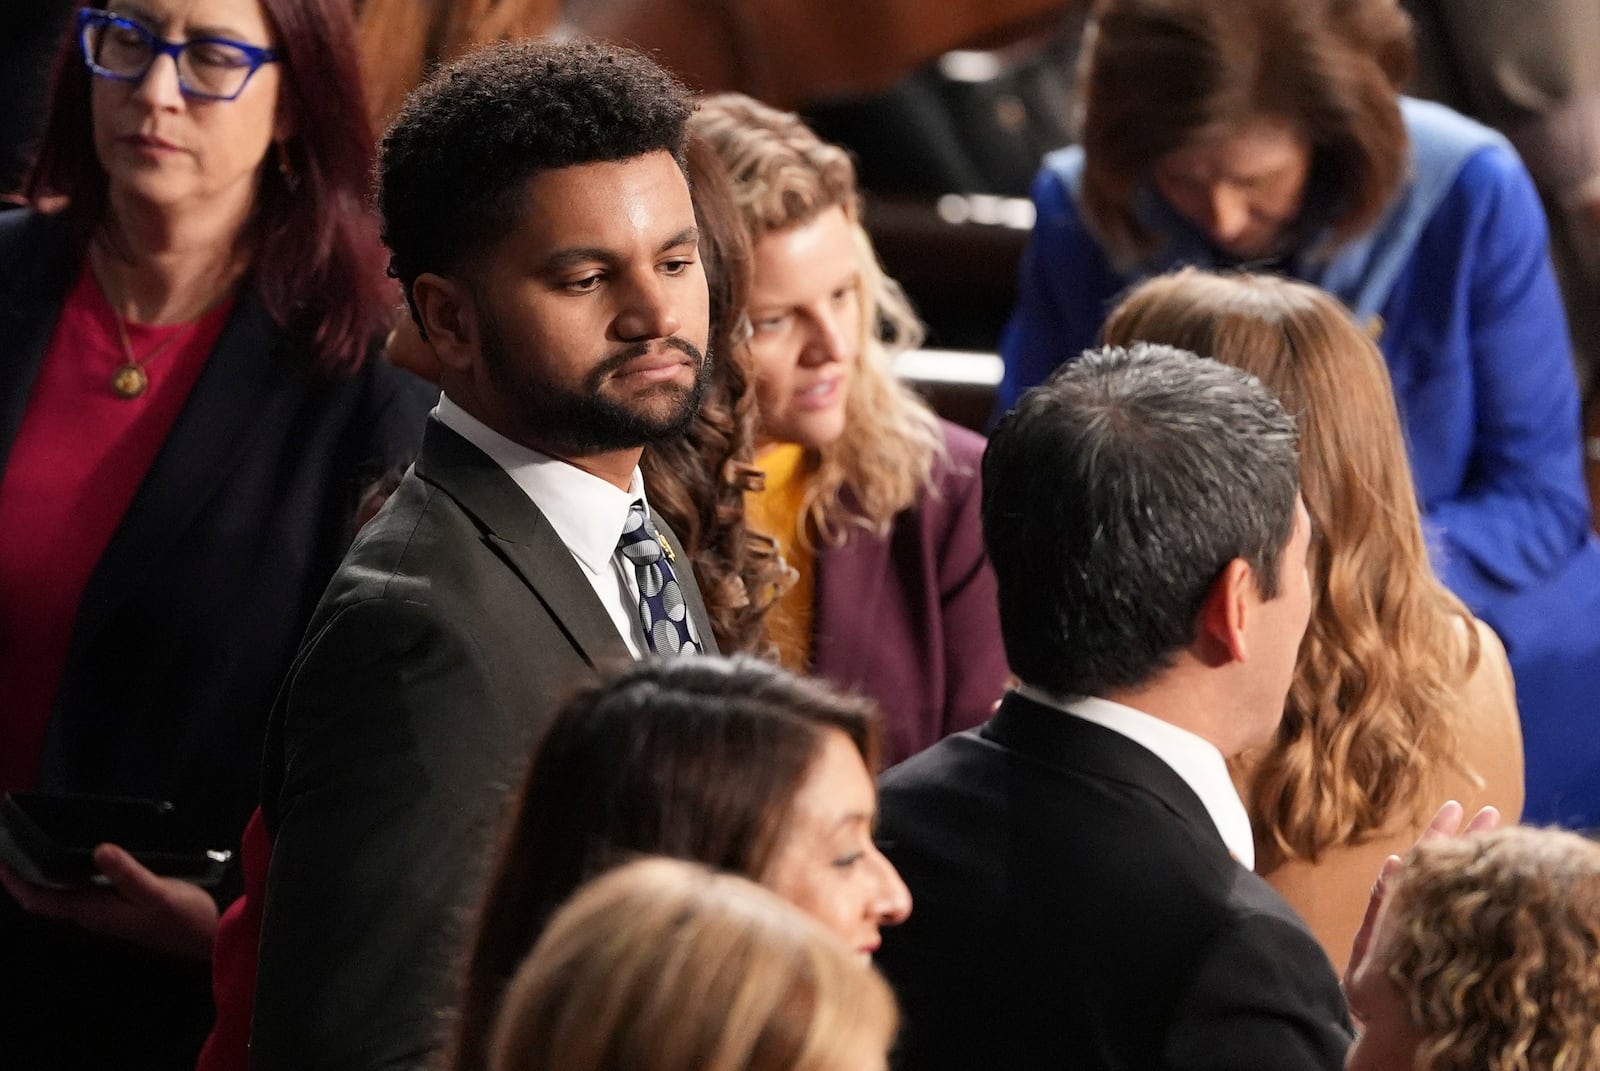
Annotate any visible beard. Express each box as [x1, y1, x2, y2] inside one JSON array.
[[479, 309, 710, 455]]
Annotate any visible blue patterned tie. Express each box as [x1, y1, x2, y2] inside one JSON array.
[[618, 501, 702, 656]]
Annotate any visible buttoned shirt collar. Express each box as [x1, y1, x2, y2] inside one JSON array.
[[1016, 686, 1256, 870], [435, 394, 645, 563], [434, 394, 648, 656]]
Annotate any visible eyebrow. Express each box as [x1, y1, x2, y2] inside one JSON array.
[[541, 226, 700, 275], [832, 811, 872, 832], [109, 2, 259, 42]]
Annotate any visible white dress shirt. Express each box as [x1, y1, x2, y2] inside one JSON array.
[[1016, 686, 1257, 870], [435, 394, 647, 657]]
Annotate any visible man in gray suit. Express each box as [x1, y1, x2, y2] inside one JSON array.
[[252, 40, 717, 1070]]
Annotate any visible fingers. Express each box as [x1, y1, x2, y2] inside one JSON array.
[[1378, 853, 1402, 885], [0, 861, 78, 919], [0, 862, 38, 908], [92, 843, 165, 905], [1346, 853, 1404, 989], [1465, 805, 1502, 834], [1420, 799, 1465, 843]]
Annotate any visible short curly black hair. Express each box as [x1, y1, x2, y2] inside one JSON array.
[[378, 38, 693, 309]]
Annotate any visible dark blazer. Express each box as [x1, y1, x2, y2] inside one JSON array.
[[251, 418, 717, 1071], [812, 420, 1007, 766], [0, 208, 433, 1071], [875, 692, 1353, 1071]]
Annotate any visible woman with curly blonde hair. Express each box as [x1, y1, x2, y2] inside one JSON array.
[[690, 94, 1008, 764], [1345, 827, 1600, 1071], [1103, 268, 1524, 972], [489, 857, 899, 1071]]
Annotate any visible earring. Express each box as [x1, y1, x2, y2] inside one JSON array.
[[275, 139, 301, 194]]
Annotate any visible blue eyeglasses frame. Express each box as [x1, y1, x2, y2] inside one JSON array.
[[77, 8, 280, 102]]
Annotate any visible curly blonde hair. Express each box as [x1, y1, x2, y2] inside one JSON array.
[[489, 857, 899, 1071], [1381, 828, 1600, 1071], [1103, 269, 1479, 870], [689, 93, 944, 547]]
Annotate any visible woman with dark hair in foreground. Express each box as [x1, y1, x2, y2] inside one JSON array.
[[448, 655, 912, 1071]]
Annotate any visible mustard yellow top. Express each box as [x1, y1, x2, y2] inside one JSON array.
[[746, 443, 815, 672]]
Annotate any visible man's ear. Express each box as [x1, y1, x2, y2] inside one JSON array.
[[411, 272, 480, 377], [1198, 557, 1254, 665]]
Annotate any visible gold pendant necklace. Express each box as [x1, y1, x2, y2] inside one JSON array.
[[92, 235, 241, 399], [109, 303, 197, 400]]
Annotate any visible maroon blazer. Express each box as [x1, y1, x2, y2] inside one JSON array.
[[813, 420, 1008, 766]]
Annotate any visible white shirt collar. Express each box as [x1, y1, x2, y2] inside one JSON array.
[[433, 393, 645, 573], [1016, 686, 1256, 870]]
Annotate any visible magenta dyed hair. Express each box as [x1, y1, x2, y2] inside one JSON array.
[[23, 0, 391, 375]]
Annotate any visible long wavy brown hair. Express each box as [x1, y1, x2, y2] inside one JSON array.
[[1103, 269, 1479, 869], [638, 136, 788, 653], [689, 93, 944, 548], [1381, 828, 1600, 1071]]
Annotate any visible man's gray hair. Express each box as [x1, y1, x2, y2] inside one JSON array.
[[982, 343, 1301, 696]]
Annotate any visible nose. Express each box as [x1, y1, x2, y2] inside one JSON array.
[[868, 846, 913, 927], [613, 271, 683, 342], [1204, 184, 1252, 246], [130, 52, 185, 111], [799, 304, 851, 367]]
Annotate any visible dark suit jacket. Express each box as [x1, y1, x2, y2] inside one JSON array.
[[252, 418, 717, 1071], [0, 208, 433, 1071], [875, 692, 1353, 1071], [813, 420, 1008, 766]]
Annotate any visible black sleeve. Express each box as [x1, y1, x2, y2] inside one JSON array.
[[1164, 909, 1354, 1071]]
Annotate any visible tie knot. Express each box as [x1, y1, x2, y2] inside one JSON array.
[[618, 501, 663, 566]]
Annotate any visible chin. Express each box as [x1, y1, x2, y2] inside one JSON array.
[[632, 391, 701, 441], [791, 413, 850, 452]]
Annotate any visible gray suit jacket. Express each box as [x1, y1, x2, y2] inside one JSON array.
[[251, 417, 716, 1071]]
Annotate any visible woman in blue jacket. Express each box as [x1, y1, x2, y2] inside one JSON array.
[[1000, 0, 1600, 828]]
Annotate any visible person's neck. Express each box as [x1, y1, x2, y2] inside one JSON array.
[[544, 448, 643, 492], [442, 385, 644, 492], [94, 190, 253, 324], [1101, 659, 1243, 758]]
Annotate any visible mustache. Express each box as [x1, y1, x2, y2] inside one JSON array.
[[591, 336, 706, 381]]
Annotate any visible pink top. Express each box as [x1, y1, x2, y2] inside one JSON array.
[[197, 806, 269, 1071], [0, 261, 232, 790]]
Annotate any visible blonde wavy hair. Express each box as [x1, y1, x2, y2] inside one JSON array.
[[1103, 269, 1478, 869], [689, 93, 944, 547], [489, 857, 898, 1071], [1381, 828, 1600, 1071]]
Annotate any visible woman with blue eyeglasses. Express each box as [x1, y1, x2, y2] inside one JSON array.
[[0, 1, 432, 1066]]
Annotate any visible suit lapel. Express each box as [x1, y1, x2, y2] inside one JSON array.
[[73, 289, 304, 646], [415, 420, 634, 668], [0, 215, 313, 659]]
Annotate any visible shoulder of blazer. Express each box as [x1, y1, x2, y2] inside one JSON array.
[[0, 209, 80, 470], [978, 692, 1224, 843], [0, 207, 76, 302]]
